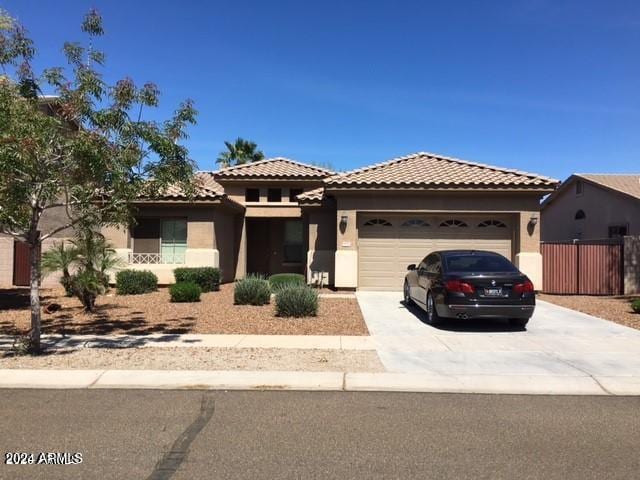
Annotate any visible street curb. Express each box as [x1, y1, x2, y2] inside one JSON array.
[[1, 369, 640, 395]]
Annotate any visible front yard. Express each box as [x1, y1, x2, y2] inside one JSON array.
[[538, 293, 640, 330], [0, 283, 368, 336]]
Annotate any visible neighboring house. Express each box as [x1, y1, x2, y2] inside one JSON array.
[[0, 96, 78, 288], [99, 152, 558, 291], [541, 174, 640, 241]]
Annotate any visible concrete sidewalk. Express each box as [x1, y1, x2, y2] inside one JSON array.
[[1, 368, 640, 395], [0, 333, 374, 350]]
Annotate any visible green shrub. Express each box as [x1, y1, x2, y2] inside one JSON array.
[[69, 269, 109, 312], [173, 267, 221, 292], [169, 282, 202, 303], [268, 273, 306, 292], [631, 299, 640, 314], [116, 270, 158, 295], [234, 275, 271, 305], [275, 285, 319, 318]]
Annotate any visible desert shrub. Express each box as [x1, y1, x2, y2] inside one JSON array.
[[275, 285, 319, 318], [173, 267, 221, 292], [169, 281, 202, 303], [115, 270, 158, 295], [268, 273, 306, 292], [631, 299, 640, 314], [234, 275, 271, 305]]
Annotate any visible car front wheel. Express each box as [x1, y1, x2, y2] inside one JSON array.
[[426, 292, 440, 326]]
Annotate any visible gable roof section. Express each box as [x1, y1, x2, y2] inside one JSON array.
[[325, 152, 558, 190], [542, 173, 640, 207], [576, 174, 640, 201], [215, 158, 334, 179]]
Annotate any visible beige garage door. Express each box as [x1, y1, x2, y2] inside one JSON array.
[[358, 214, 514, 291]]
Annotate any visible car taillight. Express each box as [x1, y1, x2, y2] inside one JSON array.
[[514, 280, 534, 294], [445, 280, 475, 294]]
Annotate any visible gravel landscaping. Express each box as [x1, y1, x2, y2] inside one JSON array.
[[0, 347, 384, 372], [538, 294, 640, 330], [0, 284, 368, 336]]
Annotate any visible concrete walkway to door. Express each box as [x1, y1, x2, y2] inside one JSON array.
[[356, 291, 640, 394]]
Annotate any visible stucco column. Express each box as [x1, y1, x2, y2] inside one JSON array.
[[235, 216, 247, 280], [0, 236, 14, 287], [515, 211, 543, 289], [306, 209, 336, 285], [334, 209, 358, 289]]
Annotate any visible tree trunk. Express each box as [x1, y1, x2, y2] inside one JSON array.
[[29, 233, 42, 353]]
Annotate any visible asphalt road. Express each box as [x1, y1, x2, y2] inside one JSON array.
[[0, 390, 639, 480]]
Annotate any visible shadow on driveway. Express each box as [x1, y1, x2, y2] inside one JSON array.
[[401, 300, 526, 333]]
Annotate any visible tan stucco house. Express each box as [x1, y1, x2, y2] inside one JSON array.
[[541, 174, 640, 241], [2, 152, 559, 291], [102, 152, 558, 291]]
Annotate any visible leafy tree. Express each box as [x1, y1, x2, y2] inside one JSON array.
[[0, 9, 197, 351], [216, 137, 264, 167]]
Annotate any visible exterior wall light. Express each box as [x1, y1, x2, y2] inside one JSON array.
[[529, 213, 539, 226], [340, 215, 349, 227]]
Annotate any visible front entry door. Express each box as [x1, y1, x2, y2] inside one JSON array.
[[246, 219, 271, 276]]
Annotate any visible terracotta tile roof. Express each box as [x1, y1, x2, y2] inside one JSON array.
[[325, 152, 558, 189], [297, 187, 325, 202], [153, 172, 227, 200], [215, 158, 334, 179], [576, 174, 640, 201]]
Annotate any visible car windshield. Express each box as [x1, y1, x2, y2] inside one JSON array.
[[445, 254, 517, 273]]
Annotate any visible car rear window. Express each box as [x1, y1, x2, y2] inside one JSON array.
[[444, 254, 517, 273]]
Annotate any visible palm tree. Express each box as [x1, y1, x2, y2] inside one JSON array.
[[41, 241, 80, 296], [43, 228, 123, 311], [217, 138, 265, 167]]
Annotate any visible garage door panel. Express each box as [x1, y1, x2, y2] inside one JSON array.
[[358, 215, 513, 291]]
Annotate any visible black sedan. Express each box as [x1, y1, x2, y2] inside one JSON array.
[[403, 250, 535, 328]]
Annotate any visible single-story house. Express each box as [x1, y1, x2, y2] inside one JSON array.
[[541, 174, 640, 241], [100, 152, 558, 291], [1, 152, 559, 291]]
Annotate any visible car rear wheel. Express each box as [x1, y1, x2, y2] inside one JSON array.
[[403, 281, 413, 306], [426, 292, 440, 326], [509, 318, 529, 329]]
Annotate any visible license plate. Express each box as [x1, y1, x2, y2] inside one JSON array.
[[484, 288, 502, 296]]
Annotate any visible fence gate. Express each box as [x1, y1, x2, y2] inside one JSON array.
[[542, 240, 624, 295]]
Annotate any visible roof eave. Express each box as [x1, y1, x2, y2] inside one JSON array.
[[214, 175, 329, 181], [325, 184, 558, 194]]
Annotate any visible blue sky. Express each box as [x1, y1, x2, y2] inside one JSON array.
[[3, 0, 639, 179]]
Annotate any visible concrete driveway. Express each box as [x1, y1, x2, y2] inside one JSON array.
[[356, 292, 640, 391]]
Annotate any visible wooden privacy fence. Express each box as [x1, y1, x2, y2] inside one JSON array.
[[541, 240, 624, 295]]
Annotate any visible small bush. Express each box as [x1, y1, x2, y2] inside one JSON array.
[[169, 281, 202, 303], [116, 270, 158, 295], [234, 275, 271, 305], [70, 269, 109, 312], [173, 267, 221, 292], [269, 273, 306, 292], [275, 285, 319, 318], [631, 299, 640, 314]]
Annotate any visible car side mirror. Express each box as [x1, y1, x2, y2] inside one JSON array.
[[407, 264, 416, 271]]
